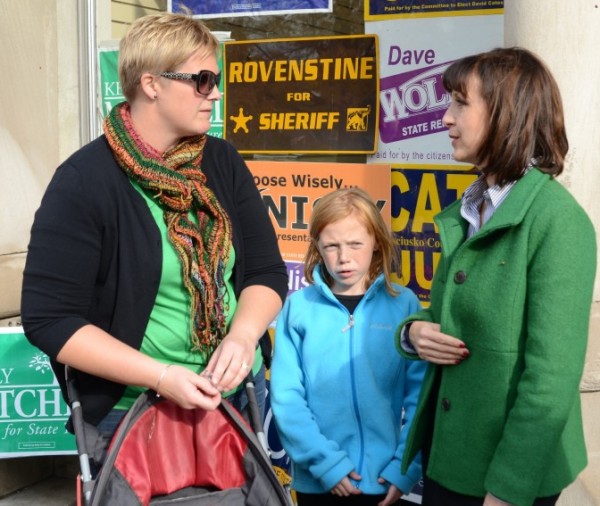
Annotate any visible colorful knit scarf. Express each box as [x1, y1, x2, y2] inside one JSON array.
[[104, 102, 232, 355]]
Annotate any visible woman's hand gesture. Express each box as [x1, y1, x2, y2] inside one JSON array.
[[409, 321, 469, 365]]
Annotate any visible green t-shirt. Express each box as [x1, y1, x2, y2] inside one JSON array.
[[115, 182, 261, 410]]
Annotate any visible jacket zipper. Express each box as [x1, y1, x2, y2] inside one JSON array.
[[341, 314, 355, 332], [345, 312, 365, 485]]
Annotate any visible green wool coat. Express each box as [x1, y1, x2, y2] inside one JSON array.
[[397, 168, 597, 506]]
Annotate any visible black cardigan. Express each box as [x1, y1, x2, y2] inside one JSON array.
[[21, 135, 288, 425]]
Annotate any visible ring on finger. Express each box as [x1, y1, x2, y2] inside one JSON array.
[[241, 361, 249, 371]]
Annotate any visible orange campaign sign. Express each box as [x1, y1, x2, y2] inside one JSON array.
[[224, 35, 379, 154], [247, 161, 390, 295]]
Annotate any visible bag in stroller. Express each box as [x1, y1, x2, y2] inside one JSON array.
[[67, 368, 292, 506]]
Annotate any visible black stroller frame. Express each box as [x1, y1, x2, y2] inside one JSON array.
[[66, 366, 292, 506]]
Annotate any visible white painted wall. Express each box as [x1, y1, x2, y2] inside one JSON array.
[[505, 4, 600, 503], [0, 0, 78, 318], [505, 0, 600, 301], [0, 0, 112, 320]]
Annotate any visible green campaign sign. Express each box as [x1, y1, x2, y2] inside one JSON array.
[[99, 46, 124, 120], [0, 327, 76, 457]]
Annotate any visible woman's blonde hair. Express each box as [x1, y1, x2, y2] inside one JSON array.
[[304, 187, 400, 296], [119, 12, 218, 102]]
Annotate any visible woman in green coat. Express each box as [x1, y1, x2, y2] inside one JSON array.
[[397, 47, 597, 506]]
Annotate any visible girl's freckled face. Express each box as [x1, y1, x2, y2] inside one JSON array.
[[317, 213, 376, 296]]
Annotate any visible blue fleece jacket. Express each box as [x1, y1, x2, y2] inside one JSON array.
[[270, 267, 425, 496]]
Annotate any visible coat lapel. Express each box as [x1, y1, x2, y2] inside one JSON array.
[[435, 169, 551, 249]]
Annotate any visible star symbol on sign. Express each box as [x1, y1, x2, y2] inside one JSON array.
[[229, 107, 253, 133]]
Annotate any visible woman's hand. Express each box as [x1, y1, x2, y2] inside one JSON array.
[[377, 478, 403, 506], [55, 325, 222, 410], [409, 321, 469, 365], [203, 330, 257, 393], [203, 285, 283, 393], [483, 493, 514, 506], [56, 325, 223, 410], [156, 364, 221, 410], [331, 471, 362, 496]]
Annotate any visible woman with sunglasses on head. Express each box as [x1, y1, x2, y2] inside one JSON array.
[[396, 47, 596, 506], [20, 11, 287, 458]]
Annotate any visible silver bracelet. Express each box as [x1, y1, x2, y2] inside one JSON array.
[[155, 364, 173, 397]]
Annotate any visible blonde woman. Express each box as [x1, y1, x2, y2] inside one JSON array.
[[21, 12, 287, 465]]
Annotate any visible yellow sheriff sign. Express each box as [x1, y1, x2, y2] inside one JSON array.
[[224, 35, 379, 154]]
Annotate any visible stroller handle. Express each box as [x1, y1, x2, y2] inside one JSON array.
[[243, 371, 270, 457], [65, 366, 94, 505]]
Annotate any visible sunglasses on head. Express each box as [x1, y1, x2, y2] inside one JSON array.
[[160, 69, 221, 95]]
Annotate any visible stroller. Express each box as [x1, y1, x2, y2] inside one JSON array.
[[66, 367, 293, 506]]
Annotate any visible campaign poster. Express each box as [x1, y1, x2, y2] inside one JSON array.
[[0, 327, 76, 457], [246, 161, 391, 297], [98, 45, 123, 120], [224, 36, 379, 154], [169, 0, 332, 18], [98, 42, 226, 138], [391, 165, 477, 304], [366, 13, 502, 308], [366, 0, 503, 20], [366, 14, 503, 165]]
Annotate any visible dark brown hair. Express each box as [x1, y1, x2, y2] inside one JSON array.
[[443, 47, 568, 186], [304, 187, 399, 296]]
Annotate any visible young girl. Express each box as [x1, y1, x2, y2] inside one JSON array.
[[397, 47, 597, 506], [270, 188, 426, 506]]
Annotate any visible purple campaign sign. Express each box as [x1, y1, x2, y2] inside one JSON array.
[[170, 0, 331, 17], [286, 261, 308, 296], [379, 61, 451, 144], [367, 0, 503, 17]]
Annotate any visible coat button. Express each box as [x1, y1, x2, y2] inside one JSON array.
[[441, 398, 451, 411], [454, 271, 467, 284]]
